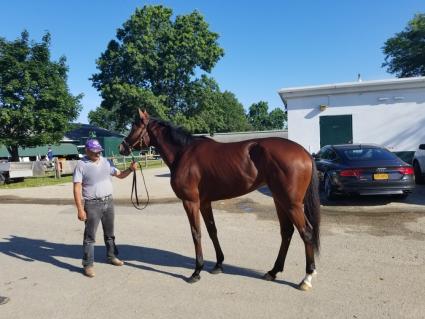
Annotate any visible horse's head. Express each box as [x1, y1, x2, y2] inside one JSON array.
[[119, 109, 151, 156]]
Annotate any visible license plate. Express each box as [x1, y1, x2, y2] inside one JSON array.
[[374, 173, 389, 180]]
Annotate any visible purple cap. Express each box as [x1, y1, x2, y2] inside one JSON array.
[[85, 139, 103, 152]]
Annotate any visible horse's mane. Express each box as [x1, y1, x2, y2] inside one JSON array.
[[152, 118, 209, 147]]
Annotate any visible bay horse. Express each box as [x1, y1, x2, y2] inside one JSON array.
[[119, 109, 320, 290]]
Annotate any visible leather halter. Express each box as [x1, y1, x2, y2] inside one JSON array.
[[122, 121, 149, 152]]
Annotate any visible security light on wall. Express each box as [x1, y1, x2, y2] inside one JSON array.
[[319, 104, 327, 111]]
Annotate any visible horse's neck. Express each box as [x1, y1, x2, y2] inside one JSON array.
[[149, 122, 182, 168]]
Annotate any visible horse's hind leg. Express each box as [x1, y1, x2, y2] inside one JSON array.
[[263, 199, 294, 281], [288, 203, 317, 291], [200, 201, 224, 274], [182, 199, 204, 283]]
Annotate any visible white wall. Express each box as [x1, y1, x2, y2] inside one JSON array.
[[287, 86, 425, 153]]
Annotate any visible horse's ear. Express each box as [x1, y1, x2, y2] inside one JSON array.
[[138, 108, 149, 124], [138, 108, 144, 119], [143, 110, 149, 121]]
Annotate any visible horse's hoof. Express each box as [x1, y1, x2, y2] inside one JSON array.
[[298, 281, 312, 291], [210, 265, 223, 274], [187, 274, 201, 283], [262, 272, 276, 281]]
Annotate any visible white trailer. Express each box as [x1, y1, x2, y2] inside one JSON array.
[[0, 162, 33, 184]]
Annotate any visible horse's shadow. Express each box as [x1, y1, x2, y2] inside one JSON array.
[[0, 235, 297, 288], [155, 173, 171, 178]]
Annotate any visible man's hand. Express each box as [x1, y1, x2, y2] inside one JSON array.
[[129, 161, 137, 171], [77, 209, 87, 221], [114, 161, 138, 179]]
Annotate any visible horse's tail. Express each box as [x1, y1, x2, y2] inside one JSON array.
[[304, 159, 321, 253]]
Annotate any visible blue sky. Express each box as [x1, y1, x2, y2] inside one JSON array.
[[1, 1, 424, 123]]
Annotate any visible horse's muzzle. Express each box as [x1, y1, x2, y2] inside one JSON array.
[[119, 143, 131, 156]]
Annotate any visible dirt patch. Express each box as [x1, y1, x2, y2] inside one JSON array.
[[213, 198, 276, 219], [213, 197, 425, 240]]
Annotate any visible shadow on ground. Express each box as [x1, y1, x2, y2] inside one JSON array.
[[0, 235, 297, 288], [155, 173, 171, 178]]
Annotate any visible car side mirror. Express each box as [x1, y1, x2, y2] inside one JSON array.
[[419, 144, 425, 150]]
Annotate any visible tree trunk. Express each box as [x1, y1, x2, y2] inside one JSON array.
[[7, 145, 20, 162]]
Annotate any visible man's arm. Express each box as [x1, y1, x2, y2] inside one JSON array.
[[73, 182, 86, 221], [114, 161, 137, 179]]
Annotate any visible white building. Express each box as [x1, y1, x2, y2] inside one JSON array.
[[278, 77, 425, 155]]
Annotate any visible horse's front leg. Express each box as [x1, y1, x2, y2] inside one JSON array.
[[182, 199, 203, 283], [200, 201, 224, 274]]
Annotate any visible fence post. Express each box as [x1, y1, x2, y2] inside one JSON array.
[[54, 157, 61, 179]]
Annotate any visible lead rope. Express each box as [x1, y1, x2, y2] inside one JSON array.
[[130, 155, 150, 210]]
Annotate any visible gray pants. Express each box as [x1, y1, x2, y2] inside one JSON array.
[[82, 197, 118, 266]]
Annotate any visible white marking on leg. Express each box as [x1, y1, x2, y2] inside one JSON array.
[[300, 270, 317, 290]]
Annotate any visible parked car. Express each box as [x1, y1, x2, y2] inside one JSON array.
[[412, 144, 425, 184], [313, 144, 415, 200]]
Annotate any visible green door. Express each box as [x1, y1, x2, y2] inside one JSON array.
[[319, 115, 353, 147]]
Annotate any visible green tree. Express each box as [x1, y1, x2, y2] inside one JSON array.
[[248, 101, 269, 130], [178, 75, 250, 134], [88, 107, 118, 132], [382, 13, 425, 77], [247, 101, 286, 130], [219, 91, 251, 132], [268, 108, 287, 130], [0, 31, 82, 161], [91, 5, 225, 132]]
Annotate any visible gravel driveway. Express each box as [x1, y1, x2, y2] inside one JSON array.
[[1, 194, 424, 318]]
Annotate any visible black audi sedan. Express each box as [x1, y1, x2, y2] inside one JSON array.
[[313, 144, 415, 200]]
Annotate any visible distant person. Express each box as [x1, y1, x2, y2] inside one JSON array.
[[47, 147, 53, 161], [0, 295, 10, 305], [72, 139, 137, 278]]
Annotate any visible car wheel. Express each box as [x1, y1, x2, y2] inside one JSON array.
[[324, 175, 336, 200], [413, 161, 424, 184], [392, 193, 409, 200]]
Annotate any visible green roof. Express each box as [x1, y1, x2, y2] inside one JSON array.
[[0, 143, 79, 158]]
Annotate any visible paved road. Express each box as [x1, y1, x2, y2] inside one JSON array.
[[0, 167, 424, 318]]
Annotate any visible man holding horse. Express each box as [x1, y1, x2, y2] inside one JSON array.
[[73, 138, 137, 278]]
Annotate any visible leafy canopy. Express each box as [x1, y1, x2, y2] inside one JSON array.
[[0, 31, 82, 160], [91, 5, 248, 133], [382, 13, 425, 77], [248, 101, 287, 131]]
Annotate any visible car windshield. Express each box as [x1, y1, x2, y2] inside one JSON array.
[[341, 148, 396, 161]]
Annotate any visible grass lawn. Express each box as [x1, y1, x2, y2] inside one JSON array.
[[0, 175, 73, 189], [0, 160, 164, 189], [115, 158, 164, 171]]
